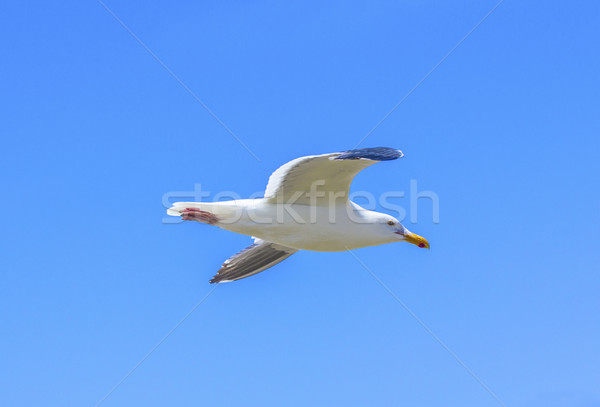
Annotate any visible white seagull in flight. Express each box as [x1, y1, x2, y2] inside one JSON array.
[[168, 147, 429, 283]]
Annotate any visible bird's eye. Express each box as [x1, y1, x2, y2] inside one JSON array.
[[387, 220, 395, 226]]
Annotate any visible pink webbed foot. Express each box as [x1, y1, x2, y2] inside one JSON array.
[[181, 208, 219, 225]]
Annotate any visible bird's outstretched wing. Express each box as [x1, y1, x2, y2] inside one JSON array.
[[210, 240, 298, 283], [264, 147, 403, 205]]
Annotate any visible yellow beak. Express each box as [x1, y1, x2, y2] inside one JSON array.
[[404, 232, 430, 249]]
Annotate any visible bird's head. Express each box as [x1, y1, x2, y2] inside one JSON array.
[[382, 216, 430, 249]]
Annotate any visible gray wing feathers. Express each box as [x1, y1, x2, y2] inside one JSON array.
[[210, 241, 298, 283]]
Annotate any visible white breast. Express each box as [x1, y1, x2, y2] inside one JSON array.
[[218, 200, 392, 251]]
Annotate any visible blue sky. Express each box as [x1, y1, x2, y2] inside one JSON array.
[[1, 1, 599, 406]]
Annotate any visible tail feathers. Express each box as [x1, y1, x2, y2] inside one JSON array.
[[167, 201, 242, 218]]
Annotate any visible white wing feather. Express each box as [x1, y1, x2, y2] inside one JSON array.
[[264, 153, 375, 204]]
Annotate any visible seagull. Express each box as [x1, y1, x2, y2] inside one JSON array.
[[168, 147, 429, 283]]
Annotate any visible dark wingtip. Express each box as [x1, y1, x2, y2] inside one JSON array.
[[336, 147, 403, 161]]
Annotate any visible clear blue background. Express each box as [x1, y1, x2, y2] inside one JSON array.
[[1, 1, 599, 406]]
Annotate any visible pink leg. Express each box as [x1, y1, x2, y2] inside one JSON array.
[[181, 208, 218, 225]]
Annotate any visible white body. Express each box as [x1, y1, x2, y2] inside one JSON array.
[[169, 199, 397, 251]]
